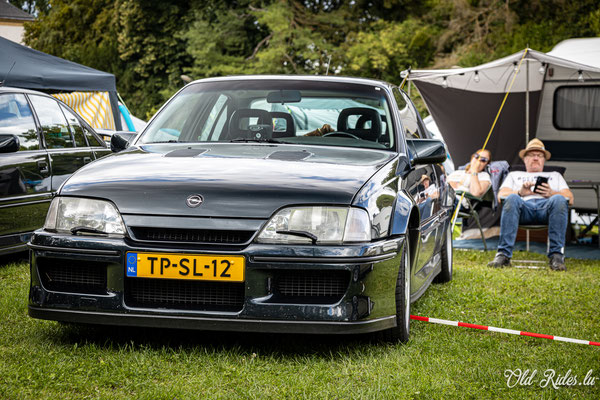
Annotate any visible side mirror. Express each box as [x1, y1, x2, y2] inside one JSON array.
[[110, 132, 136, 153], [0, 134, 20, 153], [406, 139, 447, 165]]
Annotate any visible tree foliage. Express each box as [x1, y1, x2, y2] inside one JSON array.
[[14, 0, 600, 118]]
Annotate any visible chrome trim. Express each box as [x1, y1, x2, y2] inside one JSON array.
[[252, 253, 396, 264], [27, 244, 120, 256]]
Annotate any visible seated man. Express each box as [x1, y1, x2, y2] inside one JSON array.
[[488, 139, 574, 271]]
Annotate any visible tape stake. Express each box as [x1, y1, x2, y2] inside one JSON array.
[[411, 315, 599, 347]]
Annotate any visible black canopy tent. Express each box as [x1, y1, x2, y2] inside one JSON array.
[[0, 36, 122, 130]]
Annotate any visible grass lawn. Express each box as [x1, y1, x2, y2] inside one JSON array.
[[1, 249, 598, 399]]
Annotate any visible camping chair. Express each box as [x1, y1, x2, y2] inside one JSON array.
[[455, 186, 494, 251]]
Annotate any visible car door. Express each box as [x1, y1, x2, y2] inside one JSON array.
[[394, 88, 441, 290], [28, 94, 96, 192], [0, 92, 52, 249]]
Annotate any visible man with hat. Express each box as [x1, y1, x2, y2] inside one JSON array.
[[488, 139, 574, 271]]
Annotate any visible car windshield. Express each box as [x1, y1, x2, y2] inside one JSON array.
[[139, 79, 395, 150]]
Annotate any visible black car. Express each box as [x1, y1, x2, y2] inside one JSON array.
[[28, 76, 454, 342], [0, 87, 110, 255]]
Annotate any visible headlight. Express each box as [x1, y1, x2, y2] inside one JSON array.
[[44, 197, 126, 235], [256, 206, 371, 244]]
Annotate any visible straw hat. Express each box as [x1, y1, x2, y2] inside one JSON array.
[[518, 138, 551, 160]]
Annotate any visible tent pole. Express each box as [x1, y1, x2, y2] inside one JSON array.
[[526, 59, 529, 143]]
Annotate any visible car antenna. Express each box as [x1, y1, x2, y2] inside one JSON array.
[[0, 61, 16, 87], [325, 55, 332, 76]]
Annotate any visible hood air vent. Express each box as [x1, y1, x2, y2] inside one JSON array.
[[267, 150, 312, 161]]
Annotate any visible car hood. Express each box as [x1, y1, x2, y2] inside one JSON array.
[[61, 143, 396, 218]]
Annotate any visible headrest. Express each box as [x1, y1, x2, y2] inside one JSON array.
[[337, 108, 382, 141], [270, 112, 295, 138], [228, 108, 272, 140]]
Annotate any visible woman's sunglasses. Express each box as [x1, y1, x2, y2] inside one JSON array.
[[472, 153, 489, 163]]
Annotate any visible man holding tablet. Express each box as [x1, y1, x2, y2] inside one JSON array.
[[488, 139, 574, 271]]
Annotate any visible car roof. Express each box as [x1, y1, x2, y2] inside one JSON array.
[[0, 86, 53, 96], [189, 75, 395, 90]]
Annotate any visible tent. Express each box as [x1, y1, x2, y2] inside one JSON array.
[[0, 35, 123, 130], [405, 39, 600, 212]]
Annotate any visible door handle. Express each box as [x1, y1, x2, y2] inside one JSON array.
[[37, 160, 49, 174], [83, 157, 92, 164]]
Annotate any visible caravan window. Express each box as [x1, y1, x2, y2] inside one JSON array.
[[554, 86, 600, 130]]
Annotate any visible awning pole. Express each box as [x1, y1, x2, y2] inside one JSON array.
[[526, 59, 530, 143]]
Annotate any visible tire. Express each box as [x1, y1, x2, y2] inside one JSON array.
[[434, 224, 453, 283], [376, 241, 411, 343]]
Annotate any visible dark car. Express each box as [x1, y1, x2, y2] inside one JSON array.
[[28, 76, 454, 342], [0, 87, 110, 255]]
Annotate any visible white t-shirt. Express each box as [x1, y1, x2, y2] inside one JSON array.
[[500, 171, 569, 201], [448, 170, 491, 192]]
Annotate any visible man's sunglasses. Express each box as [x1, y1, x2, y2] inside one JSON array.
[[472, 153, 489, 163]]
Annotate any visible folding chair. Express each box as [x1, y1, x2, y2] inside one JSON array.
[[455, 186, 494, 251]]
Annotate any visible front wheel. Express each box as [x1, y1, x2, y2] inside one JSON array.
[[376, 241, 411, 343], [434, 224, 453, 283]]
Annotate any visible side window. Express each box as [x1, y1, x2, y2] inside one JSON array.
[[0, 93, 39, 150], [84, 127, 103, 147], [29, 95, 73, 149], [60, 104, 87, 147], [393, 88, 426, 139]]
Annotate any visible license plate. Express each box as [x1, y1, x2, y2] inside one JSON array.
[[126, 252, 245, 282]]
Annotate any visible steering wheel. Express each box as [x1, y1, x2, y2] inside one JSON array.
[[322, 131, 361, 140]]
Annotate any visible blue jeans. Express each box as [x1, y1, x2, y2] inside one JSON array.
[[498, 194, 569, 258]]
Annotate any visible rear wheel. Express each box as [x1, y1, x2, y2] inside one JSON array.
[[434, 224, 453, 283], [376, 241, 411, 343]]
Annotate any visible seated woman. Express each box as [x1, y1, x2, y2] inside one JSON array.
[[448, 149, 492, 198]]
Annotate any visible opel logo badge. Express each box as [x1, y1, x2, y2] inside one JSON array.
[[186, 194, 204, 208]]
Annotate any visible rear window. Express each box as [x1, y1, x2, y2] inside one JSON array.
[[554, 86, 600, 130]]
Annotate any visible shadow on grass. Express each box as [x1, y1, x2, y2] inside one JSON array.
[[0, 251, 28, 267], [43, 322, 391, 357]]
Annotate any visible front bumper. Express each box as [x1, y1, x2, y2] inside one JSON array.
[[28, 231, 405, 334]]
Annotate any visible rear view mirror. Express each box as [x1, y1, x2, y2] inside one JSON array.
[[406, 139, 447, 165], [267, 90, 302, 104], [110, 132, 136, 153], [0, 134, 20, 153]]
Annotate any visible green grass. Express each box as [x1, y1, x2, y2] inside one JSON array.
[[1, 250, 598, 399]]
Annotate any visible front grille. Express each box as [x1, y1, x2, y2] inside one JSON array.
[[130, 227, 254, 245], [125, 278, 244, 312], [38, 258, 107, 294], [274, 270, 350, 304]]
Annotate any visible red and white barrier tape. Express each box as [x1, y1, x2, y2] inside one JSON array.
[[411, 315, 600, 347]]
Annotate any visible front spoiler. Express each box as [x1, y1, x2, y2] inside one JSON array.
[[29, 306, 396, 335]]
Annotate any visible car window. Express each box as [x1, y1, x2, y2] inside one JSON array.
[[29, 95, 74, 149], [0, 93, 39, 150], [84, 127, 103, 147], [60, 104, 87, 147], [393, 88, 425, 139], [199, 94, 229, 141], [140, 80, 394, 150]]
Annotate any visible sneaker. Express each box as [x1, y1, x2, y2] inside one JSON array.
[[549, 253, 566, 271], [487, 253, 511, 268]]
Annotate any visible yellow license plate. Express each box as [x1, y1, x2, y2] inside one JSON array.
[[126, 252, 245, 282]]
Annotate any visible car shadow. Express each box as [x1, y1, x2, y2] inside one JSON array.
[[0, 251, 28, 267], [45, 322, 387, 357]]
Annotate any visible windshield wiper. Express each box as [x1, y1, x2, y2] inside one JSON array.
[[230, 138, 287, 144], [70, 226, 108, 235], [276, 230, 317, 244]]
